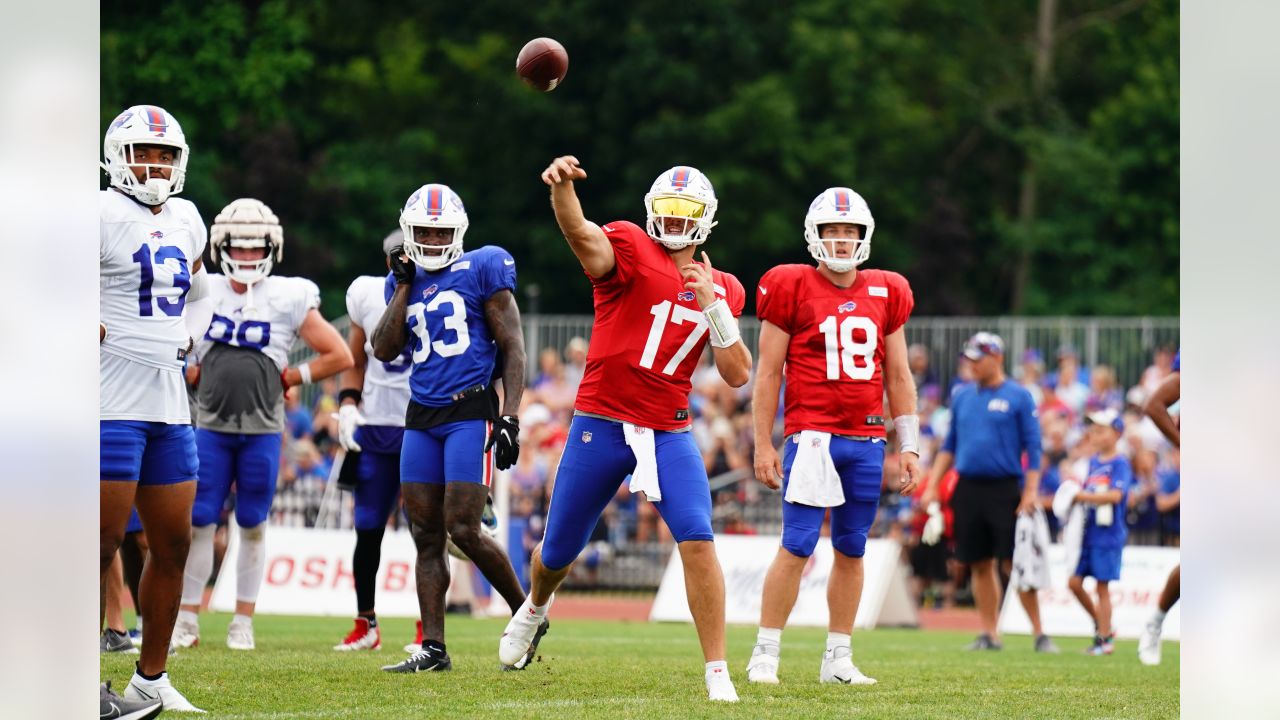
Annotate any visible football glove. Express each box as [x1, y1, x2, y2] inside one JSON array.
[[335, 448, 362, 491], [388, 246, 416, 285], [333, 404, 366, 452], [485, 414, 520, 471], [921, 502, 945, 546]]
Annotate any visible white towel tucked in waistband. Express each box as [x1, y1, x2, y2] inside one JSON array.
[[784, 431, 844, 508], [623, 422, 661, 502]]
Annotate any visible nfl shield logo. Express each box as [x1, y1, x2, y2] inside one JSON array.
[[581, 431, 592, 443], [810, 437, 822, 448]]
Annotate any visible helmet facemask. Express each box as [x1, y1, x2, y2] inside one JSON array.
[[401, 222, 466, 271], [644, 166, 719, 250], [209, 198, 285, 287], [806, 226, 870, 273], [218, 239, 277, 285]]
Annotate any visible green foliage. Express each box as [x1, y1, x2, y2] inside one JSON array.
[[101, 613, 1180, 718], [101, 0, 1178, 316]]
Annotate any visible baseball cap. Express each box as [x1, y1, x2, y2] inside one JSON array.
[[1021, 348, 1043, 365], [382, 229, 405, 256], [962, 332, 1005, 361], [1085, 408, 1124, 433]]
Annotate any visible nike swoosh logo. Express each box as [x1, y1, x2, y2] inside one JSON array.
[[602, 225, 615, 233], [503, 259, 515, 266], [759, 286, 768, 295]]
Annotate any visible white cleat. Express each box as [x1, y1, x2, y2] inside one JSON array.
[[706, 666, 740, 702], [125, 672, 206, 713], [171, 615, 200, 649], [820, 646, 877, 685], [1138, 620, 1163, 666], [226, 617, 255, 650], [499, 596, 552, 669], [746, 643, 781, 684]]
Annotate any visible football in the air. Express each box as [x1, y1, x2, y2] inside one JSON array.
[[516, 37, 569, 92]]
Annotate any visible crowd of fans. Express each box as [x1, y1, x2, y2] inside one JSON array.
[[261, 337, 1180, 608]]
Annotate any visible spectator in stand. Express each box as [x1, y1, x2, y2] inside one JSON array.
[[1086, 365, 1124, 414], [563, 336, 589, 391], [1052, 346, 1090, 415], [1018, 349, 1045, 406], [1125, 447, 1162, 546], [285, 386, 313, 440], [910, 468, 958, 609], [1156, 448, 1180, 546], [530, 347, 576, 421], [949, 354, 975, 403], [1038, 378, 1075, 426], [909, 343, 937, 389], [1140, 346, 1176, 395]]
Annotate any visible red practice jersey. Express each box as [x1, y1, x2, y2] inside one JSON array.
[[574, 221, 746, 431], [757, 264, 914, 438]]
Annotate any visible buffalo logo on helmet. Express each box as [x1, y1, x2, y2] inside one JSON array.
[[838, 300, 857, 313], [109, 111, 133, 132]]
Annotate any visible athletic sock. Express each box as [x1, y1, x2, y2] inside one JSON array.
[[705, 660, 729, 679], [354, 528, 384, 614], [826, 632, 851, 652], [425, 639, 446, 654], [181, 525, 217, 606], [756, 627, 782, 648], [177, 609, 198, 626], [134, 663, 164, 682], [236, 524, 267, 605], [362, 615, 378, 629], [232, 613, 253, 627], [1151, 609, 1167, 627]]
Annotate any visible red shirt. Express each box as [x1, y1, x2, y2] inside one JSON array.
[[573, 221, 746, 431], [757, 264, 914, 438]]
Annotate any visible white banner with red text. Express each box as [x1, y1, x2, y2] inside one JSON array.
[[650, 535, 918, 629], [998, 544, 1180, 640]]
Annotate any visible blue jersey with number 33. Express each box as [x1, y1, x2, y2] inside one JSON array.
[[385, 245, 516, 407]]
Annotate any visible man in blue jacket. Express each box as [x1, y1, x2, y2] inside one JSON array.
[[921, 332, 1058, 652]]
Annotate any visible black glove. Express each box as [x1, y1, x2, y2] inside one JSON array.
[[388, 246, 416, 285], [335, 448, 362, 491], [485, 414, 520, 471]]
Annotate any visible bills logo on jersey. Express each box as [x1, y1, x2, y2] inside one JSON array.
[[149, 230, 165, 239], [838, 300, 857, 313], [987, 398, 1010, 413], [677, 290, 695, 302], [422, 284, 438, 299]]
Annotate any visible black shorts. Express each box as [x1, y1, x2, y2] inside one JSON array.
[[910, 540, 952, 581], [951, 477, 1020, 563]]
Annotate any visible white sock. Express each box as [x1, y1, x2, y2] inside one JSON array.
[[756, 627, 782, 648], [826, 632, 851, 651], [232, 613, 253, 627], [177, 609, 198, 625], [135, 617, 144, 633], [1151, 609, 1167, 627], [181, 524, 217, 606], [523, 596, 549, 617], [236, 524, 266, 605], [705, 660, 729, 679]]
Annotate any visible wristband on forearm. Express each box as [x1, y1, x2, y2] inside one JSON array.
[[703, 298, 740, 349], [894, 414, 920, 455], [298, 362, 313, 385], [338, 388, 362, 405]]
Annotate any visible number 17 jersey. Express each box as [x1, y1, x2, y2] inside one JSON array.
[[756, 264, 913, 438], [574, 221, 746, 431]]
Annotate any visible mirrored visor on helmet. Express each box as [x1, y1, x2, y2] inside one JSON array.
[[651, 196, 706, 219]]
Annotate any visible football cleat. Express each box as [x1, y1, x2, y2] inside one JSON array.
[[226, 617, 255, 651], [1034, 634, 1062, 654], [705, 665, 739, 702], [499, 598, 552, 669], [1084, 635, 1114, 656], [124, 672, 205, 713], [404, 620, 424, 654], [964, 633, 1003, 651], [382, 645, 452, 673], [820, 646, 877, 685], [746, 643, 780, 684], [1138, 620, 1163, 666], [334, 617, 382, 651], [101, 628, 139, 654], [100, 681, 163, 720], [171, 614, 200, 648]]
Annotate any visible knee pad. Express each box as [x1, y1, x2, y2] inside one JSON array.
[[780, 525, 820, 559], [832, 529, 869, 558], [191, 493, 222, 527]]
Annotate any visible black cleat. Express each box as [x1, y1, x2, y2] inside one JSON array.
[[503, 619, 549, 671], [100, 681, 162, 720], [382, 645, 452, 673], [100, 628, 138, 654]]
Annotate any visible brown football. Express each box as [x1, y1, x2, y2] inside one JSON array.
[[516, 37, 569, 92]]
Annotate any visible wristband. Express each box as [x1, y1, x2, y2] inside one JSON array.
[[893, 414, 920, 456], [702, 298, 741, 349], [338, 388, 362, 405], [298, 362, 313, 385]]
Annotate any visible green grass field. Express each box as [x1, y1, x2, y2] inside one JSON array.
[[101, 613, 1179, 719]]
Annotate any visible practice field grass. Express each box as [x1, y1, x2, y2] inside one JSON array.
[[102, 613, 1179, 719]]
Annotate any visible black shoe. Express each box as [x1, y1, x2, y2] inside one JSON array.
[[100, 681, 163, 720], [381, 645, 452, 673], [503, 619, 550, 671], [100, 628, 138, 654], [964, 633, 1003, 651]]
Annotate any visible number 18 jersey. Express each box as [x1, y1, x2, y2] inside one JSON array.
[[756, 264, 913, 438], [574, 221, 746, 431]]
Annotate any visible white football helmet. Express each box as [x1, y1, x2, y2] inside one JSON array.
[[209, 198, 284, 285], [804, 187, 876, 272], [399, 184, 468, 270], [643, 166, 718, 249], [101, 105, 189, 206]]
